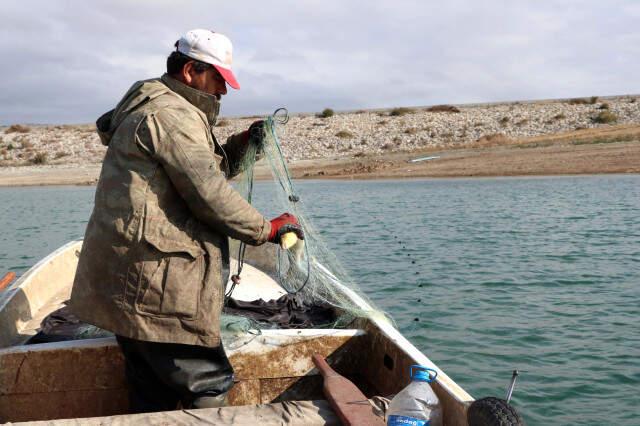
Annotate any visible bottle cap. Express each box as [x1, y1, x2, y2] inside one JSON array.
[[410, 365, 437, 383]]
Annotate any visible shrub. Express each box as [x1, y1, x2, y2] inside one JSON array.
[[7, 143, 14, 150], [592, 111, 617, 124], [568, 98, 589, 105], [475, 133, 511, 146], [515, 118, 529, 126], [630, 98, 637, 104], [31, 152, 48, 164], [498, 116, 510, 126], [598, 103, 610, 110], [389, 107, 414, 117], [216, 119, 229, 127], [335, 130, 354, 139], [552, 113, 566, 120], [6, 124, 30, 133], [589, 96, 599, 104], [320, 108, 335, 118], [54, 151, 70, 159], [426, 104, 460, 113], [404, 127, 418, 135], [21, 140, 34, 149], [377, 120, 388, 126]]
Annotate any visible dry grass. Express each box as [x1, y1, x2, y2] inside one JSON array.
[[426, 104, 460, 113], [571, 134, 638, 146], [5, 124, 31, 134], [567, 96, 599, 105], [404, 127, 418, 135], [335, 130, 355, 139], [31, 152, 48, 165], [472, 133, 512, 147], [389, 107, 415, 117], [592, 111, 618, 124]]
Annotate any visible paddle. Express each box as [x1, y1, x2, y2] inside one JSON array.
[[312, 354, 385, 426], [0, 272, 16, 292]]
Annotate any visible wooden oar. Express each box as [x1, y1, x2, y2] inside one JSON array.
[[312, 354, 385, 426], [0, 272, 16, 292]]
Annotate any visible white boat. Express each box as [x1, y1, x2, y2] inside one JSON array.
[[0, 240, 475, 425]]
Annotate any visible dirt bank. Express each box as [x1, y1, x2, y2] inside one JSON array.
[[1, 124, 638, 186]]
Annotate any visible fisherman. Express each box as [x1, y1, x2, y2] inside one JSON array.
[[69, 29, 304, 413]]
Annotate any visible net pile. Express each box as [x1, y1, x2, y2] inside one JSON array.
[[224, 109, 390, 332]]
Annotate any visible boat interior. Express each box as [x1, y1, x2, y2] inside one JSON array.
[[0, 240, 471, 424]]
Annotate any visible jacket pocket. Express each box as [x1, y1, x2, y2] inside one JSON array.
[[134, 219, 205, 319]]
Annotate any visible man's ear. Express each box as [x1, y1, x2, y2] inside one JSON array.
[[181, 61, 195, 85]]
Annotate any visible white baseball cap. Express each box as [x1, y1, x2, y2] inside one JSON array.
[[176, 29, 240, 90]]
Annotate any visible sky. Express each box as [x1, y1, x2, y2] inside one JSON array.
[[0, 0, 638, 124]]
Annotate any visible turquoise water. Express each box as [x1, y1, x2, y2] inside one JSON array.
[[1, 175, 639, 425]]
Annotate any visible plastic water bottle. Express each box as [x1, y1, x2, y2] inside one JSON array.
[[387, 365, 442, 426]]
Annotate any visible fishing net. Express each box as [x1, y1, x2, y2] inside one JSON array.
[[223, 109, 391, 334], [28, 109, 390, 345]]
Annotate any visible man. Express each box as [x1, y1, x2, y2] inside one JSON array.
[[69, 29, 303, 412]]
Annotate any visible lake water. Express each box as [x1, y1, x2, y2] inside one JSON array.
[[1, 175, 639, 425]]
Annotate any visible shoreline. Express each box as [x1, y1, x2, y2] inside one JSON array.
[[1, 136, 639, 187], [1, 96, 639, 186]]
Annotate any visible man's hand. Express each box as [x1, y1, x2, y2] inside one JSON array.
[[269, 213, 304, 244], [248, 120, 265, 149]]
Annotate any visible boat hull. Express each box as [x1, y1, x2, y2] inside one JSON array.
[[0, 240, 473, 424]]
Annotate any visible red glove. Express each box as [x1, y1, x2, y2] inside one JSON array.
[[269, 213, 304, 243]]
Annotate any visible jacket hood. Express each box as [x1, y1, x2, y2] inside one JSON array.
[[96, 75, 221, 146]]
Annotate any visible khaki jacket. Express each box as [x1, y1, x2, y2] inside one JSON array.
[[69, 74, 270, 347]]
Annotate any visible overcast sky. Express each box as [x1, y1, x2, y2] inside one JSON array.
[[0, 0, 638, 124]]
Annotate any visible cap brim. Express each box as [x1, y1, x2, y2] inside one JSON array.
[[214, 65, 240, 90]]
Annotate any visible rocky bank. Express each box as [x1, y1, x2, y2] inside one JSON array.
[[0, 96, 638, 167]]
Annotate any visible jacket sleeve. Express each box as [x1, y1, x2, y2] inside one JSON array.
[[216, 130, 251, 178], [144, 109, 271, 245]]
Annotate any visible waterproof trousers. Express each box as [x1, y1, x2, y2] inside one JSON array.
[[116, 335, 234, 413]]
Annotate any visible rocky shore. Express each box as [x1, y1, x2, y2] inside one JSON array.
[[0, 96, 639, 185], [1, 96, 638, 165]]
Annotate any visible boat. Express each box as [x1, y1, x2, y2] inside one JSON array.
[[0, 239, 474, 424]]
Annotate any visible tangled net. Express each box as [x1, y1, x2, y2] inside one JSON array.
[[224, 109, 390, 332]]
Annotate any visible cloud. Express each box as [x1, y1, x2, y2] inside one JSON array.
[[0, 0, 638, 124]]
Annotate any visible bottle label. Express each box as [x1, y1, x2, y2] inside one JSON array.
[[387, 415, 429, 426]]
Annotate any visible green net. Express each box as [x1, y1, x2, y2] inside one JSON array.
[[224, 109, 391, 334]]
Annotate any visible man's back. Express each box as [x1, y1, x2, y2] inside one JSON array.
[[70, 75, 268, 347]]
